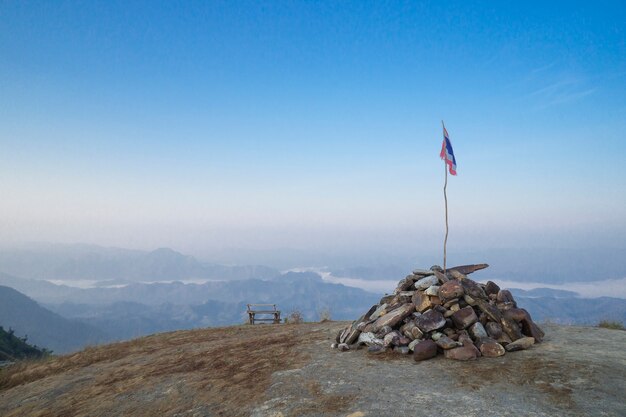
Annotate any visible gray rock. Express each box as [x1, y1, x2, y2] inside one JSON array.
[[375, 325, 393, 338], [415, 309, 446, 332], [424, 285, 440, 296], [369, 303, 388, 320], [505, 337, 535, 352], [430, 331, 444, 341], [383, 331, 400, 347], [364, 303, 415, 333], [338, 343, 350, 352], [396, 276, 416, 292], [433, 270, 449, 283], [357, 332, 383, 347], [436, 336, 462, 350], [412, 269, 434, 276], [415, 276, 439, 290], [469, 322, 488, 340]]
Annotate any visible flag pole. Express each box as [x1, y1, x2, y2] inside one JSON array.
[[442, 120, 449, 274]]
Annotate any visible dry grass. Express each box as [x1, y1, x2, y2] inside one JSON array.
[[598, 320, 625, 330], [0, 324, 333, 417]]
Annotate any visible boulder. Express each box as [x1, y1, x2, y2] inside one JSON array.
[[444, 345, 479, 361], [485, 322, 503, 339], [438, 280, 464, 301], [364, 303, 415, 333], [415, 309, 446, 333], [451, 306, 478, 329], [435, 336, 462, 350], [415, 276, 439, 290], [413, 340, 438, 361], [477, 338, 506, 357], [469, 322, 488, 340], [412, 292, 433, 313], [505, 337, 535, 352]]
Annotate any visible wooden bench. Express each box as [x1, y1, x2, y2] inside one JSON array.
[[247, 304, 281, 324]]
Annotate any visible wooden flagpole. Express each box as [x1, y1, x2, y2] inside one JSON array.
[[442, 120, 449, 273]]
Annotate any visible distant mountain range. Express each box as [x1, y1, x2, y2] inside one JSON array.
[[0, 243, 279, 282], [0, 243, 624, 354]]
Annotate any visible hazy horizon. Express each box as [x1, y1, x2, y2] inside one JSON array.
[[2, 2, 625, 261]]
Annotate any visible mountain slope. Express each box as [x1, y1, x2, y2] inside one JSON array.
[[0, 323, 624, 417], [0, 286, 107, 353]]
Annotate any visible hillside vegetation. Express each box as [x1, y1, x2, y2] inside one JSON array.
[[0, 326, 48, 361]]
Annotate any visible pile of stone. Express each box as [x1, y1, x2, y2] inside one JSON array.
[[332, 264, 544, 361]]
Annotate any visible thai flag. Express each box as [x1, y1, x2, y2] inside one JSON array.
[[440, 125, 457, 175]]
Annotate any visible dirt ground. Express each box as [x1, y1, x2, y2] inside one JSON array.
[[1, 322, 625, 417]]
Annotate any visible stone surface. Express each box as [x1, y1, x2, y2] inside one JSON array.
[[412, 292, 433, 313], [475, 299, 502, 322], [369, 303, 388, 320], [424, 285, 440, 296], [444, 345, 479, 361], [451, 306, 478, 329], [497, 289, 516, 304], [485, 322, 503, 339], [364, 303, 415, 333], [436, 336, 462, 350], [331, 263, 545, 365], [414, 276, 439, 290], [357, 332, 383, 347], [448, 263, 489, 275], [415, 309, 446, 333], [438, 280, 465, 301], [505, 337, 535, 352], [478, 338, 506, 357], [469, 322, 488, 340], [412, 340, 438, 361], [338, 343, 350, 351], [433, 270, 449, 283], [460, 279, 488, 300], [501, 315, 523, 341], [485, 280, 500, 295], [383, 331, 401, 347], [396, 276, 415, 292]]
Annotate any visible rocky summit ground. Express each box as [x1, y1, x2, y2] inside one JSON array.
[[0, 322, 624, 417]]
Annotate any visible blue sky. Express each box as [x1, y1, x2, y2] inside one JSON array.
[[1, 1, 625, 259]]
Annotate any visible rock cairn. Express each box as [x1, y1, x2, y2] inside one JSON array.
[[332, 264, 544, 361]]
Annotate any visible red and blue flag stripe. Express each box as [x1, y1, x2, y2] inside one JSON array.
[[440, 126, 457, 175]]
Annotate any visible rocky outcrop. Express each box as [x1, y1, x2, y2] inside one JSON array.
[[333, 263, 544, 362]]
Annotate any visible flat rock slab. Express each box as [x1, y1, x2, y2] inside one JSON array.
[[253, 323, 626, 417]]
